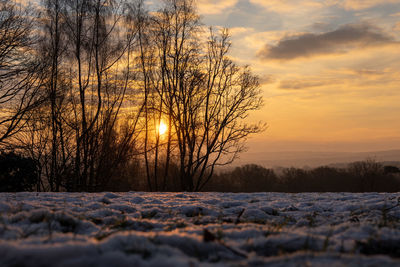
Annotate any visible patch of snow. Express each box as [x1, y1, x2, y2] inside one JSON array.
[[0, 192, 399, 266]]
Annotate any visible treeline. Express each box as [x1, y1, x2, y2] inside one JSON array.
[[203, 160, 400, 192], [3, 154, 399, 192], [0, 0, 263, 192]]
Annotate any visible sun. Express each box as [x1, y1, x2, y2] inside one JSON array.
[[159, 121, 167, 136]]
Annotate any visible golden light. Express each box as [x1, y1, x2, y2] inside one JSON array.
[[159, 121, 167, 136]]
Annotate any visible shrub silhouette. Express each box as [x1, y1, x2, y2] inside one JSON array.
[[348, 160, 384, 192], [0, 152, 38, 192], [384, 165, 400, 174]]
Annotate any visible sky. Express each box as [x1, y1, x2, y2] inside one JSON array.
[[195, 0, 400, 153]]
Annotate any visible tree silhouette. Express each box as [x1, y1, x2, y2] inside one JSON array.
[[0, 0, 44, 144], [0, 152, 38, 192], [133, 0, 264, 191]]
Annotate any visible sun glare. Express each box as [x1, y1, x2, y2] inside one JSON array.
[[159, 121, 167, 136]]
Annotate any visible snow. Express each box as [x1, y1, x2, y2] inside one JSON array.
[[0, 192, 399, 266]]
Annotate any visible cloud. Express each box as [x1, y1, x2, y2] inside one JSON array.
[[258, 24, 394, 60], [394, 22, 400, 32], [310, 22, 334, 32], [331, 0, 399, 10], [353, 69, 385, 77], [259, 75, 276, 85], [249, 0, 323, 13], [248, 0, 398, 14], [228, 27, 255, 36], [197, 0, 238, 15], [279, 79, 333, 90]]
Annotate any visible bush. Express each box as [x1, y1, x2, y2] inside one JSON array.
[[0, 152, 38, 192]]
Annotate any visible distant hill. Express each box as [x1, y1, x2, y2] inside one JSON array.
[[233, 149, 400, 169]]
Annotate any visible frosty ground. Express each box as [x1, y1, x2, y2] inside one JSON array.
[[0, 192, 399, 266]]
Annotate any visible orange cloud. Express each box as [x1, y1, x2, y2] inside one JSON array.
[[394, 22, 400, 32], [279, 79, 336, 90], [197, 0, 238, 15], [249, 0, 324, 13], [330, 0, 400, 10]]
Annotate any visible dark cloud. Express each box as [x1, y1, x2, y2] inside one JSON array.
[[310, 22, 334, 32], [258, 24, 394, 60], [355, 69, 385, 76], [259, 74, 276, 85], [279, 79, 329, 90]]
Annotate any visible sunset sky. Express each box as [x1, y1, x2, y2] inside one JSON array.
[[194, 0, 400, 153]]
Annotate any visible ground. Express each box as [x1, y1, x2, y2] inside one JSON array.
[[0, 192, 399, 266]]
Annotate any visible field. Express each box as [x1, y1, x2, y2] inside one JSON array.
[[0, 192, 399, 266]]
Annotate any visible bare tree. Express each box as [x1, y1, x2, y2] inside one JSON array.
[[59, 0, 137, 191], [348, 159, 384, 192], [0, 0, 44, 144], [14, 0, 140, 192], [136, 0, 264, 191], [187, 29, 264, 191]]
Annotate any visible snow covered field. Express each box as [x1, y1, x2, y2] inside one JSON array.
[[0, 192, 399, 266]]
